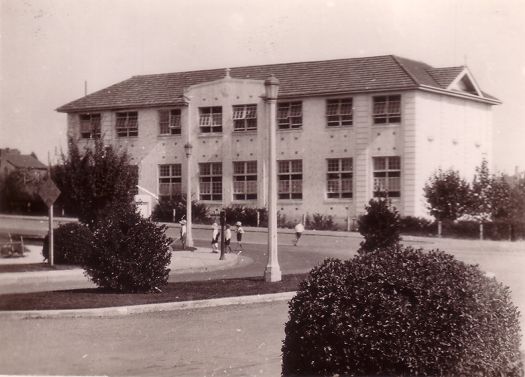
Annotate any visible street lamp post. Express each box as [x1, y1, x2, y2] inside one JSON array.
[[184, 142, 194, 248], [264, 75, 282, 282]]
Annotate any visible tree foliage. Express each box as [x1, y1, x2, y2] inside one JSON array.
[[357, 198, 400, 253], [469, 158, 493, 221], [52, 138, 137, 229], [423, 169, 471, 221], [0, 169, 47, 214]]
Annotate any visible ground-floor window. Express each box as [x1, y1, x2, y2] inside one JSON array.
[[233, 161, 257, 200], [373, 156, 401, 197], [199, 162, 222, 201], [327, 158, 353, 198], [158, 164, 181, 199], [278, 159, 302, 199]]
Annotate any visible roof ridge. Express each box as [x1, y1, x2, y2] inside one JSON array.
[[390, 55, 423, 87]]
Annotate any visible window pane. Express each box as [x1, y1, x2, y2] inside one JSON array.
[[374, 157, 386, 170], [388, 157, 401, 170], [341, 158, 353, 172], [327, 159, 339, 172]]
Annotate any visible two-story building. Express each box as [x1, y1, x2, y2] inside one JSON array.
[[57, 55, 499, 224]]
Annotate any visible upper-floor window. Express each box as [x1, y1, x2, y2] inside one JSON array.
[[199, 162, 222, 201], [277, 102, 302, 130], [373, 156, 401, 197], [278, 159, 302, 200], [199, 107, 222, 133], [116, 111, 138, 137], [159, 109, 181, 135], [79, 113, 101, 139], [233, 105, 257, 132], [233, 161, 257, 200], [158, 164, 182, 199], [326, 98, 353, 127], [373, 95, 401, 124], [327, 158, 353, 198]]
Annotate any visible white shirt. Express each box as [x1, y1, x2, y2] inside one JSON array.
[[295, 223, 304, 233]]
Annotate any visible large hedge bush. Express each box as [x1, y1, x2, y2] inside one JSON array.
[[151, 194, 209, 224], [82, 207, 173, 293], [282, 246, 523, 377], [358, 198, 401, 253], [42, 222, 94, 265]]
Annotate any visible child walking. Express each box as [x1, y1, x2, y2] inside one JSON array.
[[235, 221, 244, 255]]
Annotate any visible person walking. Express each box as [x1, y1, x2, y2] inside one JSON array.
[[293, 221, 305, 246], [224, 224, 233, 254], [211, 222, 220, 253], [179, 219, 187, 250], [235, 221, 244, 254]]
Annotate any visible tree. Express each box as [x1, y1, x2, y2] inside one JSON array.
[[423, 169, 470, 221], [469, 158, 493, 221], [1, 169, 47, 214], [52, 138, 138, 229], [357, 198, 400, 253]]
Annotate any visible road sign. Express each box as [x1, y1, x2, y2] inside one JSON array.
[[38, 178, 61, 208]]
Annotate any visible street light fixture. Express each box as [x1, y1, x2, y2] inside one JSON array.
[[264, 75, 282, 282], [184, 142, 194, 248]]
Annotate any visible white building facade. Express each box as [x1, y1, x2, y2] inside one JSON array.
[[58, 55, 498, 224]]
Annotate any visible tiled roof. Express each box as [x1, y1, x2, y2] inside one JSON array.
[[427, 67, 465, 88], [5, 154, 47, 170], [57, 55, 498, 112]]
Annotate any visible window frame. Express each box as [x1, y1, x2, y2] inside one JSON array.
[[159, 109, 182, 135], [158, 164, 182, 199], [326, 98, 353, 127], [277, 102, 302, 130], [326, 158, 353, 199], [115, 111, 139, 137], [373, 156, 401, 198], [233, 161, 257, 200], [199, 162, 222, 201], [199, 107, 223, 134], [233, 104, 257, 132], [278, 159, 303, 200], [373, 95, 401, 125], [79, 113, 101, 139]]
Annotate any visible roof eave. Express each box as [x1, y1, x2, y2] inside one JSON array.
[[419, 85, 501, 105]]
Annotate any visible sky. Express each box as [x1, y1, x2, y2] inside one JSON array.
[[1, 0, 524, 174]]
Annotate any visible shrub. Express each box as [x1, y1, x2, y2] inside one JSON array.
[[357, 198, 400, 253], [42, 222, 94, 265], [82, 206, 173, 293], [222, 206, 267, 227], [305, 213, 335, 231], [151, 194, 210, 224], [399, 216, 435, 236], [282, 246, 523, 377]]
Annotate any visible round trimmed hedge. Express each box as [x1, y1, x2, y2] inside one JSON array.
[[82, 207, 173, 293], [42, 222, 94, 265], [282, 246, 523, 376]]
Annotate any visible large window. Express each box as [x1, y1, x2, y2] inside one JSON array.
[[158, 164, 182, 199], [373, 95, 401, 124], [233, 105, 257, 131], [159, 109, 181, 135], [233, 161, 257, 200], [277, 102, 302, 130], [327, 158, 353, 198], [116, 111, 138, 137], [199, 162, 222, 201], [199, 107, 222, 133], [79, 113, 101, 139], [326, 98, 353, 127], [373, 156, 401, 197], [278, 159, 302, 200]]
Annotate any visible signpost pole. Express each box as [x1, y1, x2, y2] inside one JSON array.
[[49, 204, 54, 266]]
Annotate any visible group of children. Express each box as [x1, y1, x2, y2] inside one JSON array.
[[211, 221, 244, 255]]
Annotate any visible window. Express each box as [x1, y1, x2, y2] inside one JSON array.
[[233, 161, 257, 200], [199, 107, 222, 133], [326, 98, 353, 127], [327, 158, 353, 198], [199, 162, 222, 200], [116, 111, 138, 137], [159, 109, 181, 135], [158, 164, 182, 199], [373, 156, 401, 197], [79, 113, 101, 139], [373, 95, 401, 124], [233, 105, 257, 131], [277, 102, 302, 130], [278, 160, 302, 199]]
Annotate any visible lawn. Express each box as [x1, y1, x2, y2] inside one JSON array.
[[0, 273, 306, 311]]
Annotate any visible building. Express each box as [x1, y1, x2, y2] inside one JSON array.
[[0, 148, 47, 183], [57, 55, 499, 224]]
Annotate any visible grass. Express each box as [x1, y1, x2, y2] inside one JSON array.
[[0, 273, 306, 311]]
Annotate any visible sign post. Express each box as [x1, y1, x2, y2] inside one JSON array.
[[37, 177, 61, 266]]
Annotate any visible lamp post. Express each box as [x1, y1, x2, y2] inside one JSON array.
[[264, 75, 282, 282], [184, 142, 194, 248]]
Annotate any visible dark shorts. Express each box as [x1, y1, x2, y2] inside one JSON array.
[[237, 233, 243, 241], [296, 232, 302, 239], [225, 239, 231, 246]]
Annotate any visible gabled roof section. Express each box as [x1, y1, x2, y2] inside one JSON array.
[[5, 154, 47, 170], [447, 67, 483, 96], [57, 55, 500, 113]]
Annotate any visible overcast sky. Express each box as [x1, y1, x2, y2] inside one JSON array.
[[1, 0, 524, 174]]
